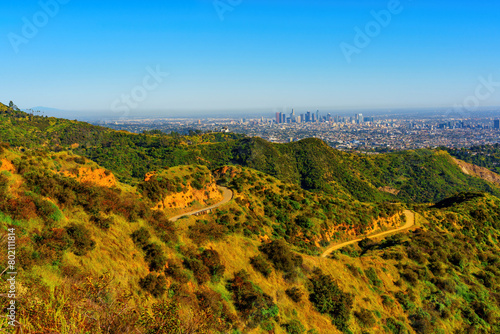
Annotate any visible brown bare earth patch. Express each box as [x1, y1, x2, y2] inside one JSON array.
[[453, 158, 500, 186], [153, 183, 223, 211], [144, 171, 155, 182], [0, 159, 15, 173], [321, 210, 415, 257], [378, 186, 400, 195], [312, 212, 402, 248]]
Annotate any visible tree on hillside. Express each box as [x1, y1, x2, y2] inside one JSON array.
[[8, 101, 20, 111]]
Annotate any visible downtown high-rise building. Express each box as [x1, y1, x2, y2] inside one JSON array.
[[494, 119, 500, 129], [305, 111, 311, 122], [355, 113, 363, 124]]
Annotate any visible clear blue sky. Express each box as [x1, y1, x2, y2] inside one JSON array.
[[1, 0, 500, 117]]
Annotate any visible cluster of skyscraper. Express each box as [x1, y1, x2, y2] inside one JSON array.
[[275, 109, 373, 124], [275, 109, 318, 124]]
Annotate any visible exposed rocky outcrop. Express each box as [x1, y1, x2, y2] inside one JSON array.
[[62, 167, 117, 188], [152, 182, 223, 210], [453, 158, 500, 186]]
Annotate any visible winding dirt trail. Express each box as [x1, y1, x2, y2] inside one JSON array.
[[321, 210, 416, 258], [168, 186, 233, 222]]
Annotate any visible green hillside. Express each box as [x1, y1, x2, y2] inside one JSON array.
[[1, 101, 500, 333], [446, 144, 500, 174], [1, 145, 500, 333], [1, 102, 498, 203]]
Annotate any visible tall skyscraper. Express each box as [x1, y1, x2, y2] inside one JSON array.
[[276, 112, 280, 124], [495, 119, 500, 129], [356, 113, 363, 124]]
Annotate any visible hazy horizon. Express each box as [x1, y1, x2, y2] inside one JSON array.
[[16, 104, 499, 122]]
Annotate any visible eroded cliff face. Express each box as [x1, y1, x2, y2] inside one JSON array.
[[453, 158, 500, 186], [310, 213, 403, 248], [62, 167, 117, 188], [152, 182, 222, 210], [144, 166, 223, 211]]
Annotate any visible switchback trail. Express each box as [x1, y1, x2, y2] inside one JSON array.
[[321, 210, 416, 258], [169, 186, 233, 222]]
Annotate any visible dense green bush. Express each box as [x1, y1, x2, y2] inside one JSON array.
[[195, 289, 237, 332], [0, 141, 10, 154], [295, 215, 313, 229], [65, 224, 95, 256], [184, 257, 211, 284], [431, 277, 456, 293], [401, 268, 419, 285], [143, 243, 167, 272], [384, 317, 407, 334], [250, 255, 272, 278], [354, 308, 376, 328], [165, 261, 190, 284], [285, 287, 304, 303], [91, 213, 114, 229], [308, 268, 353, 332], [228, 270, 279, 329], [358, 238, 378, 252], [259, 240, 302, 278], [131, 227, 151, 248], [365, 267, 382, 287], [409, 310, 433, 334], [139, 273, 167, 297], [149, 211, 177, 244], [407, 246, 426, 264], [32, 228, 73, 266], [283, 319, 306, 334], [189, 220, 228, 244], [199, 249, 225, 283]]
